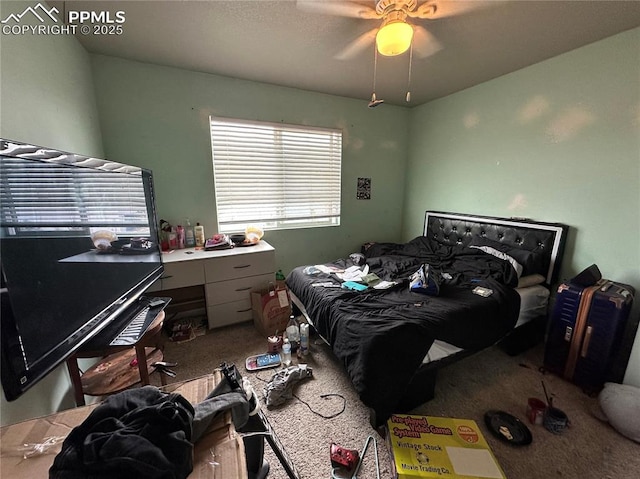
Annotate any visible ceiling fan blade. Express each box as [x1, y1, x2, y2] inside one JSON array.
[[411, 0, 501, 19], [296, 1, 379, 19], [335, 28, 378, 60], [411, 25, 443, 58]]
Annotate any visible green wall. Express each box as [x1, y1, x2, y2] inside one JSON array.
[[404, 28, 640, 386], [0, 3, 103, 155], [90, 55, 410, 274], [0, 0, 104, 425]]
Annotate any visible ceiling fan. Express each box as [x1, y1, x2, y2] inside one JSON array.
[[297, 0, 494, 60]]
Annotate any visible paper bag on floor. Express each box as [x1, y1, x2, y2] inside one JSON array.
[[251, 282, 291, 337]]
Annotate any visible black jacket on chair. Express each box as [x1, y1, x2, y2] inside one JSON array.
[[50, 386, 195, 479]]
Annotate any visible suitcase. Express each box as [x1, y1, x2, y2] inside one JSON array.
[[544, 279, 635, 393]]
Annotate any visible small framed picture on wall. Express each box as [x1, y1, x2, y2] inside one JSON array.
[[357, 177, 371, 200]]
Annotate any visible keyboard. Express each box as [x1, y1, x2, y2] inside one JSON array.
[[109, 306, 156, 346]]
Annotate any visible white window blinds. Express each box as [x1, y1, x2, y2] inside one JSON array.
[[210, 117, 342, 233], [0, 157, 149, 237]]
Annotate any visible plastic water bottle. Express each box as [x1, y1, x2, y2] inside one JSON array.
[[299, 323, 309, 356], [286, 315, 300, 351], [185, 218, 196, 247], [282, 338, 292, 366]]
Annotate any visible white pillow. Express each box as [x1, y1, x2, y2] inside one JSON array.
[[598, 382, 640, 443], [469, 245, 523, 277], [517, 274, 546, 288]]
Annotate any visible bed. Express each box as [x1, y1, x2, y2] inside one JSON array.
[[286, 211, 568, 427]]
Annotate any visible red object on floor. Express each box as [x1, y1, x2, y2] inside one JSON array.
[[330, 442, 359, 471]]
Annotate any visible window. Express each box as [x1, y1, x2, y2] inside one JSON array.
[[210, 117, 342, 233], [0, 155, 150, 238]]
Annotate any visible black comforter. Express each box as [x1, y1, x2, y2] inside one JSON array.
[[286, 236, 521, 422]]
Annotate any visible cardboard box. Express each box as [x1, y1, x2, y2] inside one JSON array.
[[386, 414, 506, 479], [250, 281, 291, 337], [0, 372, 247, 479]]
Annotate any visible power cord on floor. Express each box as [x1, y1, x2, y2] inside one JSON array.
[[252, 371, 346, 420], [293, 392, 346, 420]]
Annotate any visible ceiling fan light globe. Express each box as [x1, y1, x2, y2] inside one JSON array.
[[376, 21, 413, 56]]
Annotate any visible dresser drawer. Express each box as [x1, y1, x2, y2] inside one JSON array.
[[160, 261, 205, 290], [207, 300, 253, 329], [203, 250, 275, 283], [205, 273, 273, 306]]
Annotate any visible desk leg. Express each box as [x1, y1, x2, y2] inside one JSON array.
[[66, 357, 86, 407], [135, 345, 151, 385]]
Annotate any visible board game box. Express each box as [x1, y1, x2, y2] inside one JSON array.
[[386, 414, 506, 479]]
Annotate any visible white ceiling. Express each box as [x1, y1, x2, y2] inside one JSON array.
[[50, 0, 640, 106]]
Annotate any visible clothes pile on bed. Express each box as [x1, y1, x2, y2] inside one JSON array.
[[286, 235, 525, 423]]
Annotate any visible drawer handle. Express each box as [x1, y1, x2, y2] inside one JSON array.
[[237, 308, 252, 313], [234, 264, 251, 269], [235, 287, 252, 292], [160, 275, 173, 280]]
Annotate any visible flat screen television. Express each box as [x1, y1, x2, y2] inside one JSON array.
[[0, 139, 164, 401]]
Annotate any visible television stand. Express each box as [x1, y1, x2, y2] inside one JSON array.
[[66, 310, 166, 406]]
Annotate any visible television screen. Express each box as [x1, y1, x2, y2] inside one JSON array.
[[0, 139, 164, 401]]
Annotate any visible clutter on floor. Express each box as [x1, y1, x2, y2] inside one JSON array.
[[245, 353, 282, 371], [219, 362, 303, 479], [263, 364, 313, 407], [386, 414, 506, 479], [1, 371, 248, 479], [169, 316, 207, 342], [330, 435, 381, 479], [484, 410, 532, 445], [151, 360, 178, 378], [597, 382, 640, 443]]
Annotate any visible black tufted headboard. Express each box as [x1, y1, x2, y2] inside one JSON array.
[[423, 211, 568, 285]]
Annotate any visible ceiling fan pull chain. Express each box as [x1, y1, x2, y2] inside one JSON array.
[[406, 42, 413, 103], [368, 46, 384, 107], [372, 46, 378, 100]]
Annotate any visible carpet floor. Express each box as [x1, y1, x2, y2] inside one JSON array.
[[151, 319, 639, 479]]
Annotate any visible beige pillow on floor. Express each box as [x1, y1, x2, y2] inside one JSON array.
[[598, 382, 640, 443]]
